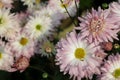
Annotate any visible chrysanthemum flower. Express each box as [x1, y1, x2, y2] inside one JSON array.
[[9, 32, 34, 59], [56, 31, 105, 80], [0, 8, 20, 40], [100, 54, 120, 80], [76, 7, 119, 44], [23, 12, 53, 40], [34, 6, 64, 27], [34, 39, 55, 57], [0, 40, 16, 72], [48, 0, 77, 18], [21, 0, 41, 8], [109, 2, 120, 31]]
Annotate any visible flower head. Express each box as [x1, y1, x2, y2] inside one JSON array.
[[0, 8, 20, 39], [77, 7, 119, 44], [48, 0, 77, 18], [9, 32, 34, 59], [0, 40, 16, 72], [23, 12, 53, 40], [100, 54, 120, 80], [56, 31, 105, 80], [34, 39, 56, 57]]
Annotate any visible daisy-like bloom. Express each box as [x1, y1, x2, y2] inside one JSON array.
[[0, 8, 20, 40], [56, 31, 106, 80], [21, 0, 41, 8], [76, 7, 119, 45], [9, 32, 34, 59], [23, 12, 53, 40], [0, 40, 16, 72], [100, 53, 120, 80], [34, 39, 56, 57], [109, 2, 120, 31], [34, 6, 64, 27], [48, 0, 77, 19]]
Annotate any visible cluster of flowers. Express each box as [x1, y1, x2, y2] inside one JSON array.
[[0, 0, 120, 80], [0, 0, 78, 72], [55, 0, 120, 80]]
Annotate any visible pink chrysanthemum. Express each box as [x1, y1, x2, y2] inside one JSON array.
[[0, 40, 16, 72], [100, 53, 120, 80], [109, 2, 120, 31], [56, 31, 106, 80], [76, 7, 119, 44]]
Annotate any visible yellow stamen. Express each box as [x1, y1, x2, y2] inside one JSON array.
[[35, 0, 41, 4], [113, 68, 120, 78], [20, 37, 28, 46], [36, 24, 42, 31], [74, 48, 86, 60]]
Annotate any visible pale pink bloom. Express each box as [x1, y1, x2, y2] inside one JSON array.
[[0, 40, 16, 72], [100, 54, 120, 80], [109, 2, 120, 31], [48, 0, 77, 19], [76, 7, 119, 45], [15, 11, 30, 26], [8, 32, 34, 59], [0, 8, 20, 40], [56, 31, 105, 80]]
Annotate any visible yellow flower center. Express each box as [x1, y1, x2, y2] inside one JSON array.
[[90, 18, 104, 33], [35, 0, 41, 4], [74, 48, 86, 60], [20, 37, 28, 46], [61, 3, 68, 8], [113, 68, 120, 78], [0, 52, 2, 59], [0, 17, 4, 24], [36, 24, 42, 31]]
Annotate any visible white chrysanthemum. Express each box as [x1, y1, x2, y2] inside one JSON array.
[[0, 8, 20, 39], [9, 32, 34, 59], [100, 54, 120, 80], [34, 6, 64, 27], [56, 31, 105, 80], [24, 13, 53, 40], [0, 40, 15, 72], [48, 0, 77, 19], [21, 0, 41, 8]]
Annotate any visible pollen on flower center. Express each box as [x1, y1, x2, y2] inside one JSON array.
[[36, 24, 42, 31], [113, 68, 120, 78], [74, 48, 86, 60], [0, 17, 3, 24], [35, 0, 41, 4], [20, 37, 28, 46], [61, 3, 68, 8], [90, 19, 104, 33], [0, 52, 2, 59]]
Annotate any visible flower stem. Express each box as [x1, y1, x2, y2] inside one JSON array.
[[60, 0, 77, 26]]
